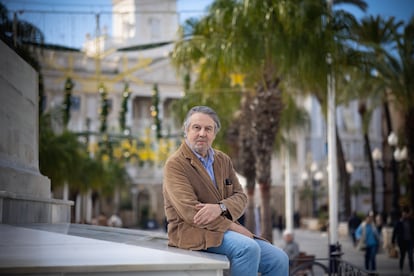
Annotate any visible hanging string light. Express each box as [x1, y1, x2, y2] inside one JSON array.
[[63, 77, 74, 128], [119, 82, 131, 133], [99, 82, 109, 133], [151, 83, 162, 139]]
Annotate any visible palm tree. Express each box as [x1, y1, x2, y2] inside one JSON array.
[[233, 92, 257, 233], [172, 0, 291, 241], [379, 17, 414, 211], [349, 16, 402, 216], [39, 112, 88, 190], [353, 15, 414, 215], [171, 0, 368, 241]]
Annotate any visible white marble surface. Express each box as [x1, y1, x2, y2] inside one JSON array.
[[0, 224, 228, 275]]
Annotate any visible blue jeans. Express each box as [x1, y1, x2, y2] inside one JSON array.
[[205, 230, 289, 276], [364, 244, 378, 271]]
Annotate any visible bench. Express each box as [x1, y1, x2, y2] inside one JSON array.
[[291, 251, 316, 275]]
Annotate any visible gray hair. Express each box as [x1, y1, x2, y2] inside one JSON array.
[[183, 106, 221, 135]]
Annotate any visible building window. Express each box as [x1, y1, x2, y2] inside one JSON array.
[[71, 96, 81, 111], [132, 96, 151, 119], [148, 17, 161, 41]]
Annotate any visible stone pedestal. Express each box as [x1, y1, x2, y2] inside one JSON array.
[[0, 40, 72, 224]]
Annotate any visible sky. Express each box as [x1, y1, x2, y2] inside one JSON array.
[[1, 0, 413, 49]]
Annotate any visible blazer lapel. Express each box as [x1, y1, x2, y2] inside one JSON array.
[[182, 143, 221, 199]]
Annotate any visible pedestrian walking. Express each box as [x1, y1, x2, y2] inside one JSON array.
[[355, 211, 380, 272], [392, 207, 414, 275], [348, 211, 362, 247]]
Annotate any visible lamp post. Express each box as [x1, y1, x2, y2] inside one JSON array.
[[372, 147, 386, 217], [313, 170, 324, 218], [387, 132, 400, 225], [346, 161, 354, 175], [301, 171, 311, 217]]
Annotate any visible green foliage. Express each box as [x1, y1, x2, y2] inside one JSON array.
[[39, 113, 87, 189], [170, 89, 241, 152], [119, 82, 131, 132], [39, 112, 130, 196], [151, 84, 162, 139], [63, 77, 75, 128], [350, 180, 369, 196], [99, 83, 109, 133]]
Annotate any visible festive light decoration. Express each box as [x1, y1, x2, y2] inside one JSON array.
[[63, 77, 75, 128], [151, 83, 162, 139], [99, 83, 109, 133], [119, 82, 131, 132]]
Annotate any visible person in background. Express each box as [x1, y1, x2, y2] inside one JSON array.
[[97, 212, 108, 226], [282, 230, 300, 261], [355, 211, 380, 272], [348, 211, 362, 247], [107, 213, 123, 227], [392, 207, 414, 275], [163, 106, 289, 276]]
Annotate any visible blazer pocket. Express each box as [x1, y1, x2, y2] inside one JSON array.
[[225, 183, 234, 197]]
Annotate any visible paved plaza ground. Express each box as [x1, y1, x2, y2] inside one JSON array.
[[273, 228, 409, 276]]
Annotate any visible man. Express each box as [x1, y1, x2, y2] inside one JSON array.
[[392, 207, 414, 275], [163, 106, 288, 276], [355, 211, 380, 272], [282, 230, 300, 261], [348, 211, 362, 247]]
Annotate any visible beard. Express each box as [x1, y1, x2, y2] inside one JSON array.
[[192, 141, 209, 156]]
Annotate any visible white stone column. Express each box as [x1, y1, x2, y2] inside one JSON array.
[[284, 146, 293, 232], [75, 194, 82, 223]]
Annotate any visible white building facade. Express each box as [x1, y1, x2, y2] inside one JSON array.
[[33, 0, 384, 227]]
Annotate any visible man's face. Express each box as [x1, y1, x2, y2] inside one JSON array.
[[185, 112, 216, 157]]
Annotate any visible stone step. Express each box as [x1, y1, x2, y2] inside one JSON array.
[[0, 224, 229, 275]]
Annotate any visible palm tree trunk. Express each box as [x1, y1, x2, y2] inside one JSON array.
[[245, 184, 256, 233], [252, 76, 283, 242], [259, 184, 272, 241], [238, 92, 257, 233], [364, 134, 377, 213], [404, 108, 414, 210], [336, 127, 350, 219], [383, 101, 400, 223]]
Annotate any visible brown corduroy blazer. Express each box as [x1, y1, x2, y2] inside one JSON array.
[[163, 141, 247, 250]]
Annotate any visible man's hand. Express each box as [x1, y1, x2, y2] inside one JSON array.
[[193, 203, 221, 225], [229, 222, 254, 238]]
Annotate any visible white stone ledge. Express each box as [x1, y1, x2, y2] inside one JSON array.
[[0, 190, 73, 206], [0, 224, 229, 275]]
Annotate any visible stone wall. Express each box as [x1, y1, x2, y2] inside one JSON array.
[[0, 40, 72, 224]]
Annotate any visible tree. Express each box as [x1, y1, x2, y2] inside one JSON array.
[[380, 17, 414, 211], [234, 91, 257, 233], [352, 15, 414, 214], [172, 0, 368, 241], [172, 0, 289, 241]]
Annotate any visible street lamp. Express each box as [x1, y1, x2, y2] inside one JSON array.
[[387, 132, 401, 224], [346, 161, 354, 174], [372, 148, 383, 165], [372, 147, 386, 218], [394, 146, 408, 162], [313, 170, 323, 218]]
